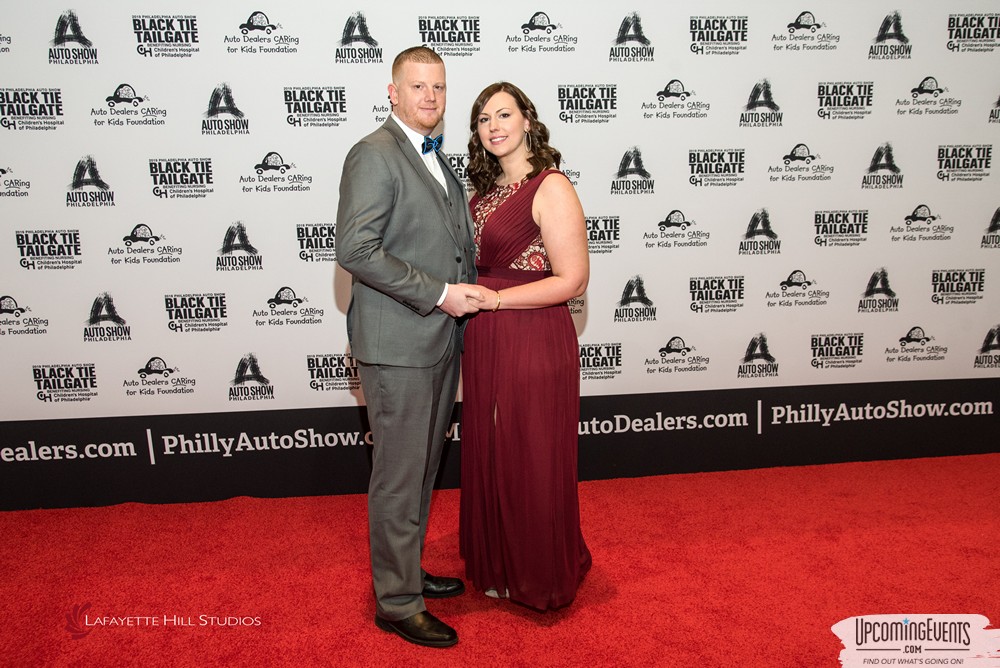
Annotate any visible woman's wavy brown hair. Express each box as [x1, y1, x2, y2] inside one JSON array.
[[467, 82, 561, 197]]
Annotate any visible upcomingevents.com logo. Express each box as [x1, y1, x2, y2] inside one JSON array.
[[831, 614, 1000, 666]]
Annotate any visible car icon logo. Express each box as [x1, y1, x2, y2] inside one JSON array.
[[256, 152, 291, 175], [904, 204, 937, 224], [783, 143, 815, 165], [521, 12, 555, 34], [899, 326, 929, 346], [268, 286, 301, 308], [659, 336, 692, 357], [0, 295, 26, 317], [788, 11, 821, 33], [911, 76, 944, 98], [240, 11, 276, 34], [138, 356, 176, 378], [780, 270, 811, 290], [123, 224, 160, 246], [656, 80, 689, 102], [106, 83, 144, 107], [658, 210, 692, 231]]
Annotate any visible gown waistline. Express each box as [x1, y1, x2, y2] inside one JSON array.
[[476, 266, 552, 282]]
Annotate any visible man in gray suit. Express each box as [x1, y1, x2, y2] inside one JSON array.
[[336, 46, 483, 649]]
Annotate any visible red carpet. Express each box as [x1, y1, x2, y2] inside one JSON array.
[[1, 454, 997, 667]]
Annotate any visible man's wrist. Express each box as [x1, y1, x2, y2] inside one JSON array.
[[436, 284, 449, 307]]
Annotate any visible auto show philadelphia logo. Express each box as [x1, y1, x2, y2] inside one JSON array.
[[739, 209, 781, 256], [614, 276, 655, 323], [49, 10, 99, 64], [610, 147, 654, 195], [83, 293, 131, 343], [858, 268, 900, 313], [861, 143, 904, 190], [0, 87, 65, 131], [217, 222, 263, 272], [609, 13, 653, 62], [974, 325, 1000, 370], [982, 207, 1000, 248], [335, 11, 382, 63], [739, 79, 782, 127], [230, 353, 275, 401], [737, 334, 778, 379], [202, 83, 250, 135], [869, 11, 913, 60], [831, 614, 1000, 667], [67, 156, 115, 208]]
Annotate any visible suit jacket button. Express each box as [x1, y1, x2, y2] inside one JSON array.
[[455, 256, 462, 263]]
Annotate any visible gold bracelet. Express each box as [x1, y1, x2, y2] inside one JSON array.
[[492, 291, 501, 312]]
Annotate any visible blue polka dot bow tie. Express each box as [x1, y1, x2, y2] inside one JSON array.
[[421, 134, 443, 154]]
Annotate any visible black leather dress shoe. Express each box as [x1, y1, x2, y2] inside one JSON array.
[[374, 610, 458, 648], [422, 573, 465, 599]]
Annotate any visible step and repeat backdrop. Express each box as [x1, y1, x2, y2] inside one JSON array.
[[1, 2, 998, 508]]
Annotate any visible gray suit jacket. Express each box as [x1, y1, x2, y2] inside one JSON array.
[[337, 117, 476, 367]]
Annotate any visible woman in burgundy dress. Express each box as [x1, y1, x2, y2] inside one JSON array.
[[460, 82, 591, 611]]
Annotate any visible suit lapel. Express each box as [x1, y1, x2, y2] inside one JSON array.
[[383, 120, 456, 224]]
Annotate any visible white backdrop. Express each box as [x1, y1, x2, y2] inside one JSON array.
[[2, 0, 998, 424]]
